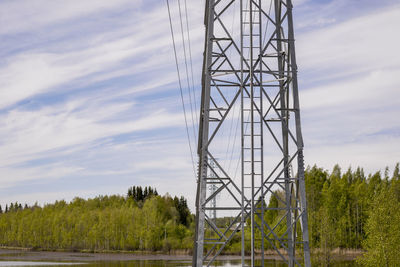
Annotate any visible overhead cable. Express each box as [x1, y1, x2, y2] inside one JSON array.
[[177, 0, 198, 142], [183, 0, 199, 131], [166, 0, 197, 180]]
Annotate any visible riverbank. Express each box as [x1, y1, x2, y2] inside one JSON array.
[[0, 248, 363, 262], [0, 249, 191, 262]]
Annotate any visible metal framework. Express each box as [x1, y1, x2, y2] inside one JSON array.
[[193, 0, 311, 266], [208, 159, 218, 223]]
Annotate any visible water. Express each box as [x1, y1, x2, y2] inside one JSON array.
[[0, 260, 357, 267], [0, 263, 82, 267]]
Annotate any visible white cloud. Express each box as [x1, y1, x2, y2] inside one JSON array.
[[305, 135, 400, 175], [0, 36, 171, 109], [0, 185, 126, 208], [0, 0, 206, 205], [296, 4, 400, 174], [301, 69, 400, 111], [297, 5, 400, 77], [0, 99, 184, 167], [0, 1, 205, 110], [0, 0, 141, 35], [0, 0, 398, 211], [0, 163, 83, 190]]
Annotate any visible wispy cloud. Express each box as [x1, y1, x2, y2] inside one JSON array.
[[297, 4, 400, 173], [297, 5, 400, 80], [0, 0, 141, 35], [0, 0, 398, 210]]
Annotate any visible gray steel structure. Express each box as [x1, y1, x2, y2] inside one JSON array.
[[193, 0, 310, 266], [208, 159, 218, 223]]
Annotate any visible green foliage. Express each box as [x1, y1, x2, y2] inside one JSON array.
[[127, 186, 158, 202], [0, 191, 192, 252], [302, 163, 400, 265], [1, 163, 400, 259], [305, 165, 379, 252], [357, 183, 400, 266], [173, 196, 191, 226]]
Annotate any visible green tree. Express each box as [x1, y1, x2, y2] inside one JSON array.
[[0, 187, 192, 252], [393, 163, 400, 180], [319, 205, 337, 266], [173, 196, 191, 226], [358, 187, 400, 266]]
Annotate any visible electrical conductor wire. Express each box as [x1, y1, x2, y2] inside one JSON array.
[[166, 0, 197, 180]]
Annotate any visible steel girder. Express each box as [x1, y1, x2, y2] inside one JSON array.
[[193, 0, 311, 266]]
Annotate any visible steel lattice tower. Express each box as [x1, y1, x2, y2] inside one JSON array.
[[193, 0, 311, 266]]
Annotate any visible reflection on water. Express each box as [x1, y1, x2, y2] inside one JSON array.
[[0, 263, 82, 267], [0, 260, 357, 267]]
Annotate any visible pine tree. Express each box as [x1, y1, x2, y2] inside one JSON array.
[[354, 167, 366, 182], [331, 164, 341, 179], [137, 187, 143, 201], [393, 163, 400, 180], [173, 196, 190, 226], [127, 187, 133, 198], [0, 205, 2, 214], [265, 194, 279, 224], [384, 166, 390, 181], [132, 186, 137, 200]]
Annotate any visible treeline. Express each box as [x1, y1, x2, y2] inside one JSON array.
[[210, 163, 400, 266], [0, 202, 32, 214], [303, 164, 400, 266], [127, 186, 158, 202], [0, 165, 399, 266], [0, 187, 193, 252]]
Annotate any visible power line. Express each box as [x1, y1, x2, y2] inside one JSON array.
[[166, 0, 197, 180], [183, 0, 199, 132], [177, 0, 198, 142]]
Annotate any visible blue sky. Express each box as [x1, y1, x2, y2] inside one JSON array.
[[0, 0, 399, 209]]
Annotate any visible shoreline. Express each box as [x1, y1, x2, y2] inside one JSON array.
[[0, 248, 363, 262]]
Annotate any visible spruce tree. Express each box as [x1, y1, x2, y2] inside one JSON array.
[[132, 186, 137, 200], [354, 167, 366, 181], [393, 163, 400, 180], [137, 186, 143, 201], [331, 164, 341, 179]]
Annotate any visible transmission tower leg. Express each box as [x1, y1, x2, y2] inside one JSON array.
[[286, 0, 311, 265], [193, 1, 214, 266], [274, 0, 294, 265], [240, 0, 246, 266]]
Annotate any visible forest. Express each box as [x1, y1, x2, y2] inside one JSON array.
[[0, 186, 193, 252], [0, 164, 399, 266]]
